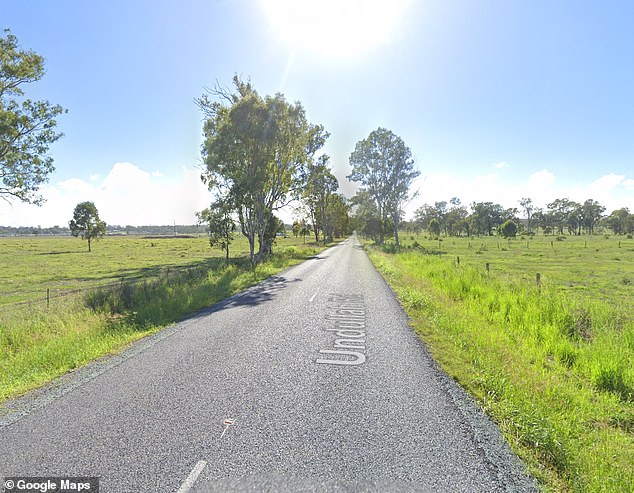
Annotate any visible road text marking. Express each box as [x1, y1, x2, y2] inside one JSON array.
[[316, 293, 367, 366], [176, 460, 207, 493]]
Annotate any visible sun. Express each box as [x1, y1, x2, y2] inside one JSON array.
[[259, 0, 410, 59]]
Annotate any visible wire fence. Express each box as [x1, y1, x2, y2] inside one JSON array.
[[1, 263, 220, 313]]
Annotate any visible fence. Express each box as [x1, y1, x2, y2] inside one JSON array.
[[0, 263, 219, 314]]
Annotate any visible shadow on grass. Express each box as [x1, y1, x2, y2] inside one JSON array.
[[90, 253, 306, 333], [70, 258, 227, 285], [37, 250, 83, 256]]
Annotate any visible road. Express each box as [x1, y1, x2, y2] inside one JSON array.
[[1, 234, 537, 492]]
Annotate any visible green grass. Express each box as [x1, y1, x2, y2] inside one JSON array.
[[1, 235, 226, 305], [0, 234, 330, 402], [367, 233, 633, 492]]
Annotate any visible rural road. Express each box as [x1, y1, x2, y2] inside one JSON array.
[[1, 234, 537, 492]]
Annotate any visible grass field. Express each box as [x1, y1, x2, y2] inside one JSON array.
[[0, 233, 328, 402], [1, 235, 238, 306], [367, 233, 633, 492]]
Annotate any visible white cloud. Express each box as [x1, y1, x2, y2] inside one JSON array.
[[0, 162, 210, 227], [493, 161, 510, 169], [589, 173, 625, 192], [528, 169, 556, 185], [101, 162, 151, 192], [3, 163, 632, 227]]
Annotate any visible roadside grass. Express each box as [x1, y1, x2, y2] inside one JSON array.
[[1, 235, 234, 305], [367, 234, 633, 492], [0, 235, 329, 402]]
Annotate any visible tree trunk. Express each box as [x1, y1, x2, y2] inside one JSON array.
[[393, 210, 400, 248], [248, 235, 255, 270], [88, 237, 91, 253]]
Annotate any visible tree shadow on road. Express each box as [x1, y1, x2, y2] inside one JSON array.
[[217, 275, 301, 309]]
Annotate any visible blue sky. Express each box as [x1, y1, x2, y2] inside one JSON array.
[[2, 0, 633, 226]]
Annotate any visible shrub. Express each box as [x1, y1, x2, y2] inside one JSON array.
[[499, 220, 518, 238]]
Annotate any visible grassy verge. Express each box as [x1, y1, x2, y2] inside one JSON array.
[[0, 240, 329, 403], [366, 241, 633, 492]]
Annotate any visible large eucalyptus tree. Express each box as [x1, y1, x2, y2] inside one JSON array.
[[198, 76, 327, 267], [348, 128, 419, 246]]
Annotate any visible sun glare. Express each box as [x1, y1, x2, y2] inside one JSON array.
[[259, 0, 410, 59]]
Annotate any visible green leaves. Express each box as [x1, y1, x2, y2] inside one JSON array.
[[197, 76, 327, 267], [0, 29, 66, 205], [197, 199, 236, 266], [69, 202, 106, 252], [349, 127, 419, 245]]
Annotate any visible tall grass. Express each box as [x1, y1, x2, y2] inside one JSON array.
[[0, 242, 325, 402], [368, 246, 633, 492]]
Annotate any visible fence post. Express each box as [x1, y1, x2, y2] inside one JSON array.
[[486, 262, 490, 273], [536, 272, 541, 293], [47, 288, 50, 309], [457, 256, 460, 267]]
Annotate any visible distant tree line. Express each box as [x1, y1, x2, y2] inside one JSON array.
[[0, 224, 208, 236], [397, 197, 633, 237]]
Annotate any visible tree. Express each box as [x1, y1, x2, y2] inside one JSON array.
[[580, 199, 605, 234], [302, 154, 339, 244], [547, 198, 581, 235], [428, 218, 441, 237], [259, 214, 285, 257], [499, 219, 518, 238], [69, 202, 106, 252], [300, 220, 310, 243], [446, 197, 468, 236], [348, 128, 419, 247], [350, 189, 382, 242], [519, 197, 534, 234], [532, 208, 545, 235], [604, 207, 633, 235], [291, 220, 301, 238], [1, 30, 66, 205], [413, 203, 437, 231], [326, 192, 351, 239], [469, 202, 504, 236], [198, 76, 327, 268], [197, 199, 235, 267]]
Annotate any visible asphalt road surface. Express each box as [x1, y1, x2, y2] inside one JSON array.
[[1, 234, 537, 492]]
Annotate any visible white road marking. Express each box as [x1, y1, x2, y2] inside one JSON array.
[[309, 287, 320, 303], [176, 460, 207, 493]]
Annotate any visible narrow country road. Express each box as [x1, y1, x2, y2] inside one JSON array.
[[1, 234, 537, 492]]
